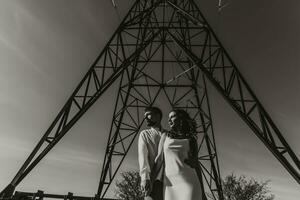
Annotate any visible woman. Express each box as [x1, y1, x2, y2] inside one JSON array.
[[153, 109, 203, 200]]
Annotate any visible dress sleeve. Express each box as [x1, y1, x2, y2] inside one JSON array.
[[189, 136, 206, 198], [189, 137, 198, 159], [138, 131, 150, 181], [185, 136, 199, 169]]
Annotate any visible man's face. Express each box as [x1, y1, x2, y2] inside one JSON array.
[[144, 111, 160, 127]]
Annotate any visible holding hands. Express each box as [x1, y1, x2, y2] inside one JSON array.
[[141, 179, 152, 197]]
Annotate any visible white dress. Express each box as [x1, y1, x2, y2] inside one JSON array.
[[163, 136, 202, 200]]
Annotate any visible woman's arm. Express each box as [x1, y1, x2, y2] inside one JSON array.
[[185, 137, 199, 168], [188, 137, 207, 199], [189, 137, 198, 159]]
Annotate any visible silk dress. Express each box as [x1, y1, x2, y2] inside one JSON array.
[[162, 136, 202, 200]]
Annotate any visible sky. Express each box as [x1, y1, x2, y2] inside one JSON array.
[[0, 0, 299, 199]]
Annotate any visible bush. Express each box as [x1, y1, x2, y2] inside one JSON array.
[[222, 174, 275, 200], [115, 171, 144, 200]]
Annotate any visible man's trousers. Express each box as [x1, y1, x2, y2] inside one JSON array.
[[144, 180, 163, 200]]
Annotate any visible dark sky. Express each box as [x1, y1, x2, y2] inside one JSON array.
[[0, 0, 299, 199]]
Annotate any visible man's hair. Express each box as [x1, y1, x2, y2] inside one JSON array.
[[144, 106, 162, 120]]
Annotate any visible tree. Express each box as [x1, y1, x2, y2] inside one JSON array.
[[115, 171, 144, 200], [222, 174, 275, 200]]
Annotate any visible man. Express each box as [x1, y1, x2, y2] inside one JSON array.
[[138, 106, 163, 200]]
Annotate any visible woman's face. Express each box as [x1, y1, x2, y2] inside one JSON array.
[[168, 111, 180, 131]]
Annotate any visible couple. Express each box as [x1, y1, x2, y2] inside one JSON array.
[[138, 107, 204, 200]]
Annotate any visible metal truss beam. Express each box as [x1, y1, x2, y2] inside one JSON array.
[[0, 0, 162, 198], [96, 26, 224, 199], [165, 0, 300, 183], [1, 0, 299, 200]]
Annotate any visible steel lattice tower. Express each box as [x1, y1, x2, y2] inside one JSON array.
[[1, 0, 299, 200]]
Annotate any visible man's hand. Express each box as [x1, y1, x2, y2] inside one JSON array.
[[140, 179, 152, 196]]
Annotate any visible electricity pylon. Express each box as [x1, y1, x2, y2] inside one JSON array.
[[1, 0, 299, 200]]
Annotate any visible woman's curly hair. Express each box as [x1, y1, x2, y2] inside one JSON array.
[[171, 109, 197, 137]]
